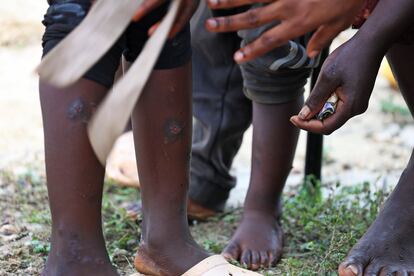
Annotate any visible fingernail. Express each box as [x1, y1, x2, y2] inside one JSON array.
[[234, 51, 245, 62], [299, 106, 311, 120], [206, 19, 218, 29], [308, 50, 320, 58], [208, 0, 219, 5], [347, 265, 358, 275]]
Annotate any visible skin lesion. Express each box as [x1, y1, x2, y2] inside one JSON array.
[[163, 118, 185, 144], [66, 97, 95, 124]]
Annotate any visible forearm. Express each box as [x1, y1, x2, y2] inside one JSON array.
[[355, 0, 414, 56]]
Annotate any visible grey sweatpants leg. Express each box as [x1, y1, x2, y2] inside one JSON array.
[[189, 3, 252, 212]]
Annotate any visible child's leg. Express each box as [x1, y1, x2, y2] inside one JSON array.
[[40, 2, 128, 274], [39, 80, 117, 276], [338, 42, 414, 276], [222, 11, 316, 268], [223, 96, 303, 270], [132, 63, 210, 275]]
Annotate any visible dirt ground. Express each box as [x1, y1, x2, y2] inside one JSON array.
[[1, 1, 413, 275]]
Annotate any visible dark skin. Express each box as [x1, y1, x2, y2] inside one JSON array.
[[38, 2, 216, 275], [40, 63, 209, 276], [133, 0, 199, 37], [40, 80, 117, 276], [204, 0, 364, 62], [131, 64, 209, 275], [288, 0, 414, 274], [118, 66, 300, 272], [337, 40, 414, 276], [290, 0, 414, 132], [222, 98, 303, 270]]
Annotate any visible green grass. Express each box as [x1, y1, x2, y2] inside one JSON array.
[[0, 170, 390, 275], [192, 177, 390, 275], [381, 97, 411, 117]]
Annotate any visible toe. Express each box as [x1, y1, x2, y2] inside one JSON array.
[[339, 251, 372, 276], [259, 251, 270, 268], [222, 241, 241, 261], [250, 251, 260, 271], [378, 267, 398, 276], [240, 249, 252, 269], [268, 250, 277, 267], [364, 262, 382, 276], [338, 262, 363, 276]]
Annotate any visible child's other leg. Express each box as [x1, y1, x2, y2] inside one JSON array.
[[222, 16, 314, 268], [338, 42, 414, 276], [40, 80, 117, 276], [223, 96, 303, 270], [132, 63, 209, 275]]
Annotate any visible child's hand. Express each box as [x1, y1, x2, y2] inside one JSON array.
[[205, 0, 364, 63], [289, 37, 382, 135], [133, 0, 199, 37]]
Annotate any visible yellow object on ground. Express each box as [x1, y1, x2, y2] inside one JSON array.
[[106, 132, 140, 188], [381, 60, 398, 90]]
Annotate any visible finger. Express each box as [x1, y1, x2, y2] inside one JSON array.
[[148, 21, 161, 36], [133, 0, 165, 22], [298, 70, 342, 121], [205, 3, 283, 33], [207, 0, 272, 9], [290, 99, 350, 135], [232, 22, 309, 63], [168, 2, 197, 38], [306, 23, 348, 58]]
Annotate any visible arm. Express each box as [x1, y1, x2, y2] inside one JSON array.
[[290, 0, 414, 135], [205, 0, 365, 63]]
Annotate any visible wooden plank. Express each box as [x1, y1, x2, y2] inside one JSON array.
[[37, 0, 142, 87]]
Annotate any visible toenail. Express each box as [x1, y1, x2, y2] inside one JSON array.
[[347, 265, 358, 275]]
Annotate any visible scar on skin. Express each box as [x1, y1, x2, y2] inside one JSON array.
[[67, 97, 95, 123], [164, 119, 185, 144]]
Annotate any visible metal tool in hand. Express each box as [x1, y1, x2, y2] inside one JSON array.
[[317, 93, 338, 121]]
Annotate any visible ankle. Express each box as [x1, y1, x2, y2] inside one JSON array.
[[244, 200, 282, 219], [243, 209, 278, 220], [44, 250, 116, 276], [140, 231, 195, 252]]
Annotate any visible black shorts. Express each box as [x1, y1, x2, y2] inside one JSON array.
[[42, 0, 192, 88]]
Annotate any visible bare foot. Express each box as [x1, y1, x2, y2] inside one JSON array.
[[134, 237, 210, 276], [338, 169, 414, 276], [222, 211, 283, 270]]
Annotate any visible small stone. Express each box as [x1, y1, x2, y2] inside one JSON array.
[[0, 224, 19, 235], [111, 248, 130, 262], [1, 234, 19, 242]]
